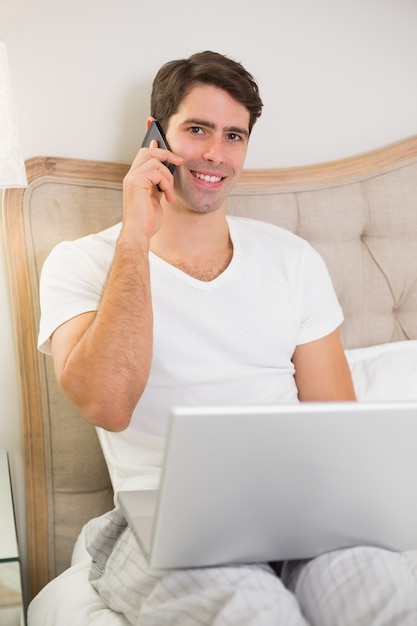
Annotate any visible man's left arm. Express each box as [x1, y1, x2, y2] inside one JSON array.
[[292, 328, 356, 401]]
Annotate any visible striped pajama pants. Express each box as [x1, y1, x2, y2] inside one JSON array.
[[83, 507, 417, 626]]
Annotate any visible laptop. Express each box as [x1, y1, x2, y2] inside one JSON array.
[[118, 401, 417, 569]]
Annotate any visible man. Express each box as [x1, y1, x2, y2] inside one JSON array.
[[30, 51, 417, 625]]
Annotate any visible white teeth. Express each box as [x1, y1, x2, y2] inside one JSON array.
[[193, 172, 222, 183]]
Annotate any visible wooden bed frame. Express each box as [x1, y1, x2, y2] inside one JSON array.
[[3, 135, 417, 600]]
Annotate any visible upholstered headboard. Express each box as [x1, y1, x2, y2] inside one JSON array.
[[3, 135, 417, 600]]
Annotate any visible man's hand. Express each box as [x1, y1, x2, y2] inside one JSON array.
[[121, 140, 183, 245]]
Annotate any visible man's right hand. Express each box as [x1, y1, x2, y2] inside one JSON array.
[[121, 139, 183, 245]]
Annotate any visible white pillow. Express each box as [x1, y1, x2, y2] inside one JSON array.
[[345, 340, 417, 402]]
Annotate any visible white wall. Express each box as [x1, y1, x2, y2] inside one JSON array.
[[1, 0, 417, 587]]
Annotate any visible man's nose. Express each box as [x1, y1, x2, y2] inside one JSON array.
[[203, 136, 226, 165]]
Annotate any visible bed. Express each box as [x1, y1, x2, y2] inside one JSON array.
[[2, 135, 417, 622]]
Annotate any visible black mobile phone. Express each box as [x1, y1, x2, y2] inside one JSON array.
[[141, 120, 176, 175]]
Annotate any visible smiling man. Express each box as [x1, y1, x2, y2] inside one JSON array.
[[29, 51, 417, 626]]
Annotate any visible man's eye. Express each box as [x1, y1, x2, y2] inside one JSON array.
[[189, 127, 203, 135], [228, 133, 242, 142]]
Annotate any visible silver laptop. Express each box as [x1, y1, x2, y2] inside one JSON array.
[[118, 401, 417, 569]]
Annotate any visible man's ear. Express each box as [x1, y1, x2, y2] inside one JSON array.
[[146, 116, 156, 129]]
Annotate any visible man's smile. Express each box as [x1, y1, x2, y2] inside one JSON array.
[[191, 170, 225, 184]]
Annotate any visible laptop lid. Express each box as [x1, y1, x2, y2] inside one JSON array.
[[118, 401, 417, 569]]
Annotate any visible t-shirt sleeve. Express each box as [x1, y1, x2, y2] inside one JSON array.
[[38, 239, 109, 354], [296, 243, 344, 345]]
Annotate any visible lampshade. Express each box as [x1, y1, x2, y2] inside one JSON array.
[[0, 40, 27, 188]]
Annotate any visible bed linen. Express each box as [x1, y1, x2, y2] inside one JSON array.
[[28, 560, 129, 626]]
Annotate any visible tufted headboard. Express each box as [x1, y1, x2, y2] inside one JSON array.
[[3, 135, 417, 600]]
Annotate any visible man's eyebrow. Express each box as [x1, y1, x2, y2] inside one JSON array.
[[182, 118, 249, 138]]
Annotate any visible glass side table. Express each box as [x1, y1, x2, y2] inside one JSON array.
[[0, 449, 24, 626]]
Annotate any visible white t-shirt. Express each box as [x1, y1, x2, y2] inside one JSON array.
[[38, 216, 343, 493]]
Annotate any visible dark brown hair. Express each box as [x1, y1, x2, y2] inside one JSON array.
[[150, 51, 263, 135]]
